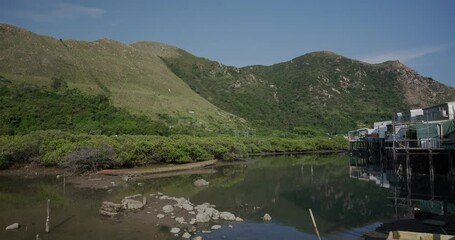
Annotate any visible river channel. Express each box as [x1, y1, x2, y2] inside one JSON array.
[[2, 153, 448, 239]]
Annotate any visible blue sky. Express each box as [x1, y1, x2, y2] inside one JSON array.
[[1, 0, 454, 87]]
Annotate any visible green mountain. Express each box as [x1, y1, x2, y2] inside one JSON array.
[[0, 23, 245, 135], [1, 23, 454, 135], [162, 50, 455, 134]]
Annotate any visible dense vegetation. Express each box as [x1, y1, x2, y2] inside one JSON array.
[[0, 77, 169, 136], [163, 51, 455, 134], [0, 130, 347, 171]]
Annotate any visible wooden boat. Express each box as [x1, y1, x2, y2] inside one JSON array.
[[387, 230, 455, 240]]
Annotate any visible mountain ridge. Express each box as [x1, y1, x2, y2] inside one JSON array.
[[1, 23, 454, 134]]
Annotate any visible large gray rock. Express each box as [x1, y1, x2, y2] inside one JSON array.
[[5, 223, 19, 230], [182, 203, 194, 211], [205, 207, 219, 219], [121, 198, 144, 210], [263, 213, 272, 221], [220, 211, 236, 221], [162, 204, 174, 213], [194, 179, 209, 187], [195, 203, 210, 212], [195, 212, 210, 223]]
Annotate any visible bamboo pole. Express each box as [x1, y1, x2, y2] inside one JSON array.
[[309, 208, 321, 240], [45, 199, 50, 233]]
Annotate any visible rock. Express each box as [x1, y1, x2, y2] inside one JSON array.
[[160, 195, 169, 200], [121, 198, 144, 210], [263, 213, 272, 221], [182, 232, 192, 239], [157, 192, 163, 196], [170, 227, 180, 234], [235, 217, 244, 222], [99, 209, 119, 217], [99, 201, 123, 216], [162, 205, 174, 213], [157, 214, 165, 219], [220, 211, 236, 221], [195, 203, 210, 212], [189, 218, 196, 225], [211, 225, 222, 230], [194, 179, 209, 187], [5, 223, 19, 230], [205, 207, 219, 219], [195, 212, 210, 223], [174, 197, 188, 205], [188, 211, 196, 215], [100, 201, 123, 212], [137, 182, 143, 186], [175, 217, 185, 224], [124, 194, 142, 199], [229, 225, 233, 228], [182, 203, 194, 211], [193, 236, 203, 240]]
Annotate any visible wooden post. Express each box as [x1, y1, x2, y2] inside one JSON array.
[[406, 149, 412, 201], [309, 208, 321, 240], [45, 199, 50, 233], [429, 150, 434, 200]]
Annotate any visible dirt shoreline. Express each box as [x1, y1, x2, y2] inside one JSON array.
[[0, 161, 249, 239]]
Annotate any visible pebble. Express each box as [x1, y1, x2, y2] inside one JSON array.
[[211, 225, 222, 230], [157, 214, 165, 219], [263, 213, 272, 221], [175, 217, 185, 224], [170, 227, 180, 234], [182, 232, 191, 239], [193, 237, 203, 240], [5, 223, 19, 230], [162, 205, 174, 213]]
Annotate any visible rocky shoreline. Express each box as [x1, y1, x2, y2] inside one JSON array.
[[94, 178, 273, 240], [99, 190, 247, 239]]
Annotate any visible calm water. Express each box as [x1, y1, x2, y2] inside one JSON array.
[[1, 154, 441, 239]]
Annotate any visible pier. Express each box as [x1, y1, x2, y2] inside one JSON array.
[[348, 101, 455, 213]]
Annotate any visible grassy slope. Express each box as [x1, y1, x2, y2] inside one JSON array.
[[0, 24, 245, 134], [0, 77, 169, 135], [163, 50, 455, 134]]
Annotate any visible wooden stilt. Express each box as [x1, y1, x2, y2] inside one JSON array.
[[45, 199, 50, 233], [429, 150, 434, 200]]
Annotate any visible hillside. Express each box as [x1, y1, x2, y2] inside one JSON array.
[[0, 24, 245, 134], [1, 23, 454, 135], [162, 50, 455, 134]]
